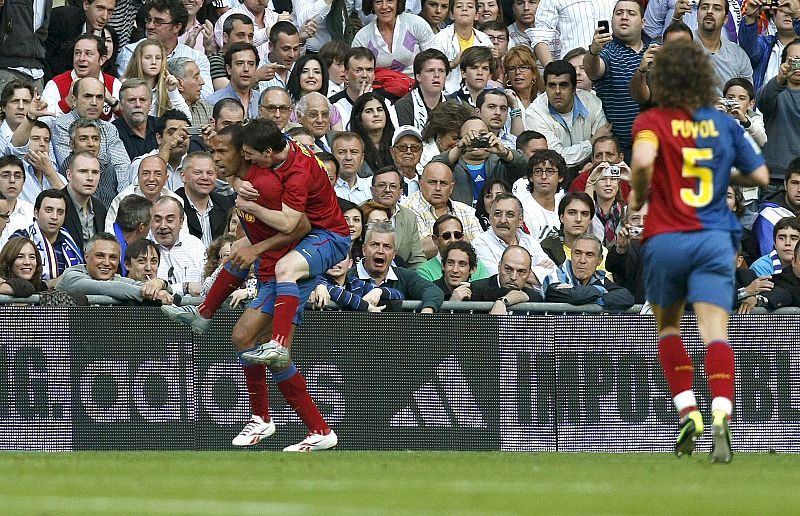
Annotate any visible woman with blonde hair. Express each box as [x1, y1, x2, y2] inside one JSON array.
[[122, 38, 192, 120], [503, 46, 543, 111]]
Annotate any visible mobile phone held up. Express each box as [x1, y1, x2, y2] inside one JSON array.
[[598, 20, 610, 34]]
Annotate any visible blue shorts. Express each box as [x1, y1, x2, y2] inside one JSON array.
[[248, 277, 317, 325], [643, 230, 736, 311], [295, 229, 351, 277]]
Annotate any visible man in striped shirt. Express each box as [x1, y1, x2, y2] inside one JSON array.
[[532, 0, 616, 66], [584, 0, 650, 159]]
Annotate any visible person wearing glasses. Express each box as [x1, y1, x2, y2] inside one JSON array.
[[388, 125, 424, 199], [116, 0, 212, 99], [402, 161, 483, 259], [417, 213, 490, 282], [368, 165, 426, 268], [150, 195, 205, 296], [516, 149, 565, 243], [524, 60, 612, 180], [0, 156, 35, 252], [257, 87, 292, 130]]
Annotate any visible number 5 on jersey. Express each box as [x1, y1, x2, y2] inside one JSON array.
[[680, 147, 713, 208]]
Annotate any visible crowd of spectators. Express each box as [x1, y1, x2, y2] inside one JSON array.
[[1, 0, 800, 312]]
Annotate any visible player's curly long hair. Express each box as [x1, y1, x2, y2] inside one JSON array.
[[650, 40, 719, 112]]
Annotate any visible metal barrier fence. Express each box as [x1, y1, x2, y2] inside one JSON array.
[[1, 307, 798, 451]]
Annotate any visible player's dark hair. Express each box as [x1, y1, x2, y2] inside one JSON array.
[[34, 189, 67, 211], [476, 88, 507, 109], [432, 214, 463, 237], [543, 60, 577, 90], [774, 216, 800, 242], [443, 240, 478, 270], [527, 149, 566, 188], [723, 78, 755, 102], [239, 118, 287, 153], [413, 48, 451, 77], [558, 192, 595, 217], [651, 40, 718, 111]]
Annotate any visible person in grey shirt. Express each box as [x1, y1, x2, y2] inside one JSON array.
[[58, 232, 173, 304], [694, 0, 752, 94]]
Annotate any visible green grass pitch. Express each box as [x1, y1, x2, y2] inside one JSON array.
[[2, 451, 799, 514]]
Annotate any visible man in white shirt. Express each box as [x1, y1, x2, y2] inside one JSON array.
[[524, 60, 611, 172], [531, 0, 616, 66], [150, 196, 205, 297], [332, 132, 372, 204], [0, 156, 35, 250], [0, 82, 34, 146], [471, 192, 555, 284], [514, 149, 566, 242]]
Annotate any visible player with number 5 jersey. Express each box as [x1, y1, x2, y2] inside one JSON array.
[[630, 40, 769, 464]]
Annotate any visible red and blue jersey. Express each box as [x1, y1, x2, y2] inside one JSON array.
[[632, 107, 764, 241], [273, 140, 350, 238], [237, 165, 297, 280]]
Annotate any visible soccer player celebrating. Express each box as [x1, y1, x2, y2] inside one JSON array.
[[630, 40, 769, 464]]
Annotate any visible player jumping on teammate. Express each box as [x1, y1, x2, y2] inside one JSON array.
[[630, 40, 769, 463]]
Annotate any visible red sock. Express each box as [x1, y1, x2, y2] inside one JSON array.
[[242, 365, 270, 421], [705, 340, 735, 405], [272, 282, 300, 346], [658, 334, 697, 417], [277, 370, 328, 433], [198, 267, 246, 318]]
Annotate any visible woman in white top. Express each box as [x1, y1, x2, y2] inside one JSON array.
[[122, 39, 192, 122], [351, 0, 436, 77]]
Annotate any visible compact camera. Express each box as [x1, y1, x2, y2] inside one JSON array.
[[602, 165, 621, 177], [790, 57, 800, 71], [722, 98, 738, 112], [629, 226, 644, 238], [472, 136, 491, 148]]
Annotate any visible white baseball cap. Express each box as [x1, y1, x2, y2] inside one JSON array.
[[391, 125, 423, 146]]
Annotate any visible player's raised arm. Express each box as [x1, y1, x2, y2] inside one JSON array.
[[628, 135, 658, 210]]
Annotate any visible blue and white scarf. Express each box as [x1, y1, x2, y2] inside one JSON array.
[[24, 223, 84, 281]]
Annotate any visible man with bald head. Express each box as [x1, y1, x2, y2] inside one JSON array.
[[470, 245, 542, 314], [43, 77, 131, 194], [402, 161, 483, 259], [105, 154, 184, 231], [151, 196, 206, 297], [258, 87, 293, 131]]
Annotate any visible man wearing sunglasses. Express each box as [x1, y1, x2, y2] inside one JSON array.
[[417, 213, 491, 282]]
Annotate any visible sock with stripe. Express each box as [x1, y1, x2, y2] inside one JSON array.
[[658, 333, 697, 418], [706, 340, 735, 419], [198, 262, 249, 319], [271, 282, 300, 346]]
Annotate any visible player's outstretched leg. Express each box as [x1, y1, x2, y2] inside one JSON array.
[[658, 332, 702, 456], [162, 261, 249, 334], [272, 363, 337, 452], [706, 340, 735, 464]]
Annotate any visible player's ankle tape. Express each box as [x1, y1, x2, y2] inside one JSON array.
[[272, 362, 297, 382]]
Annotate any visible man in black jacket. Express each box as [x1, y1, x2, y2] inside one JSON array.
[[543, 233, 634, 311], [762, 241, 800, 309], [62, 151, 107, 253], [470, 245, 541, 314], [0, 0, 52, 91], [174, 152, 232, 248]]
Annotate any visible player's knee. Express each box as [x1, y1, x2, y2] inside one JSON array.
[[231, 327, 254, 351], [275, 256, 302, 281]]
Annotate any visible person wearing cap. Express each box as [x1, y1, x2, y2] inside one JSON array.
[[388, 125, 425, 201]]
